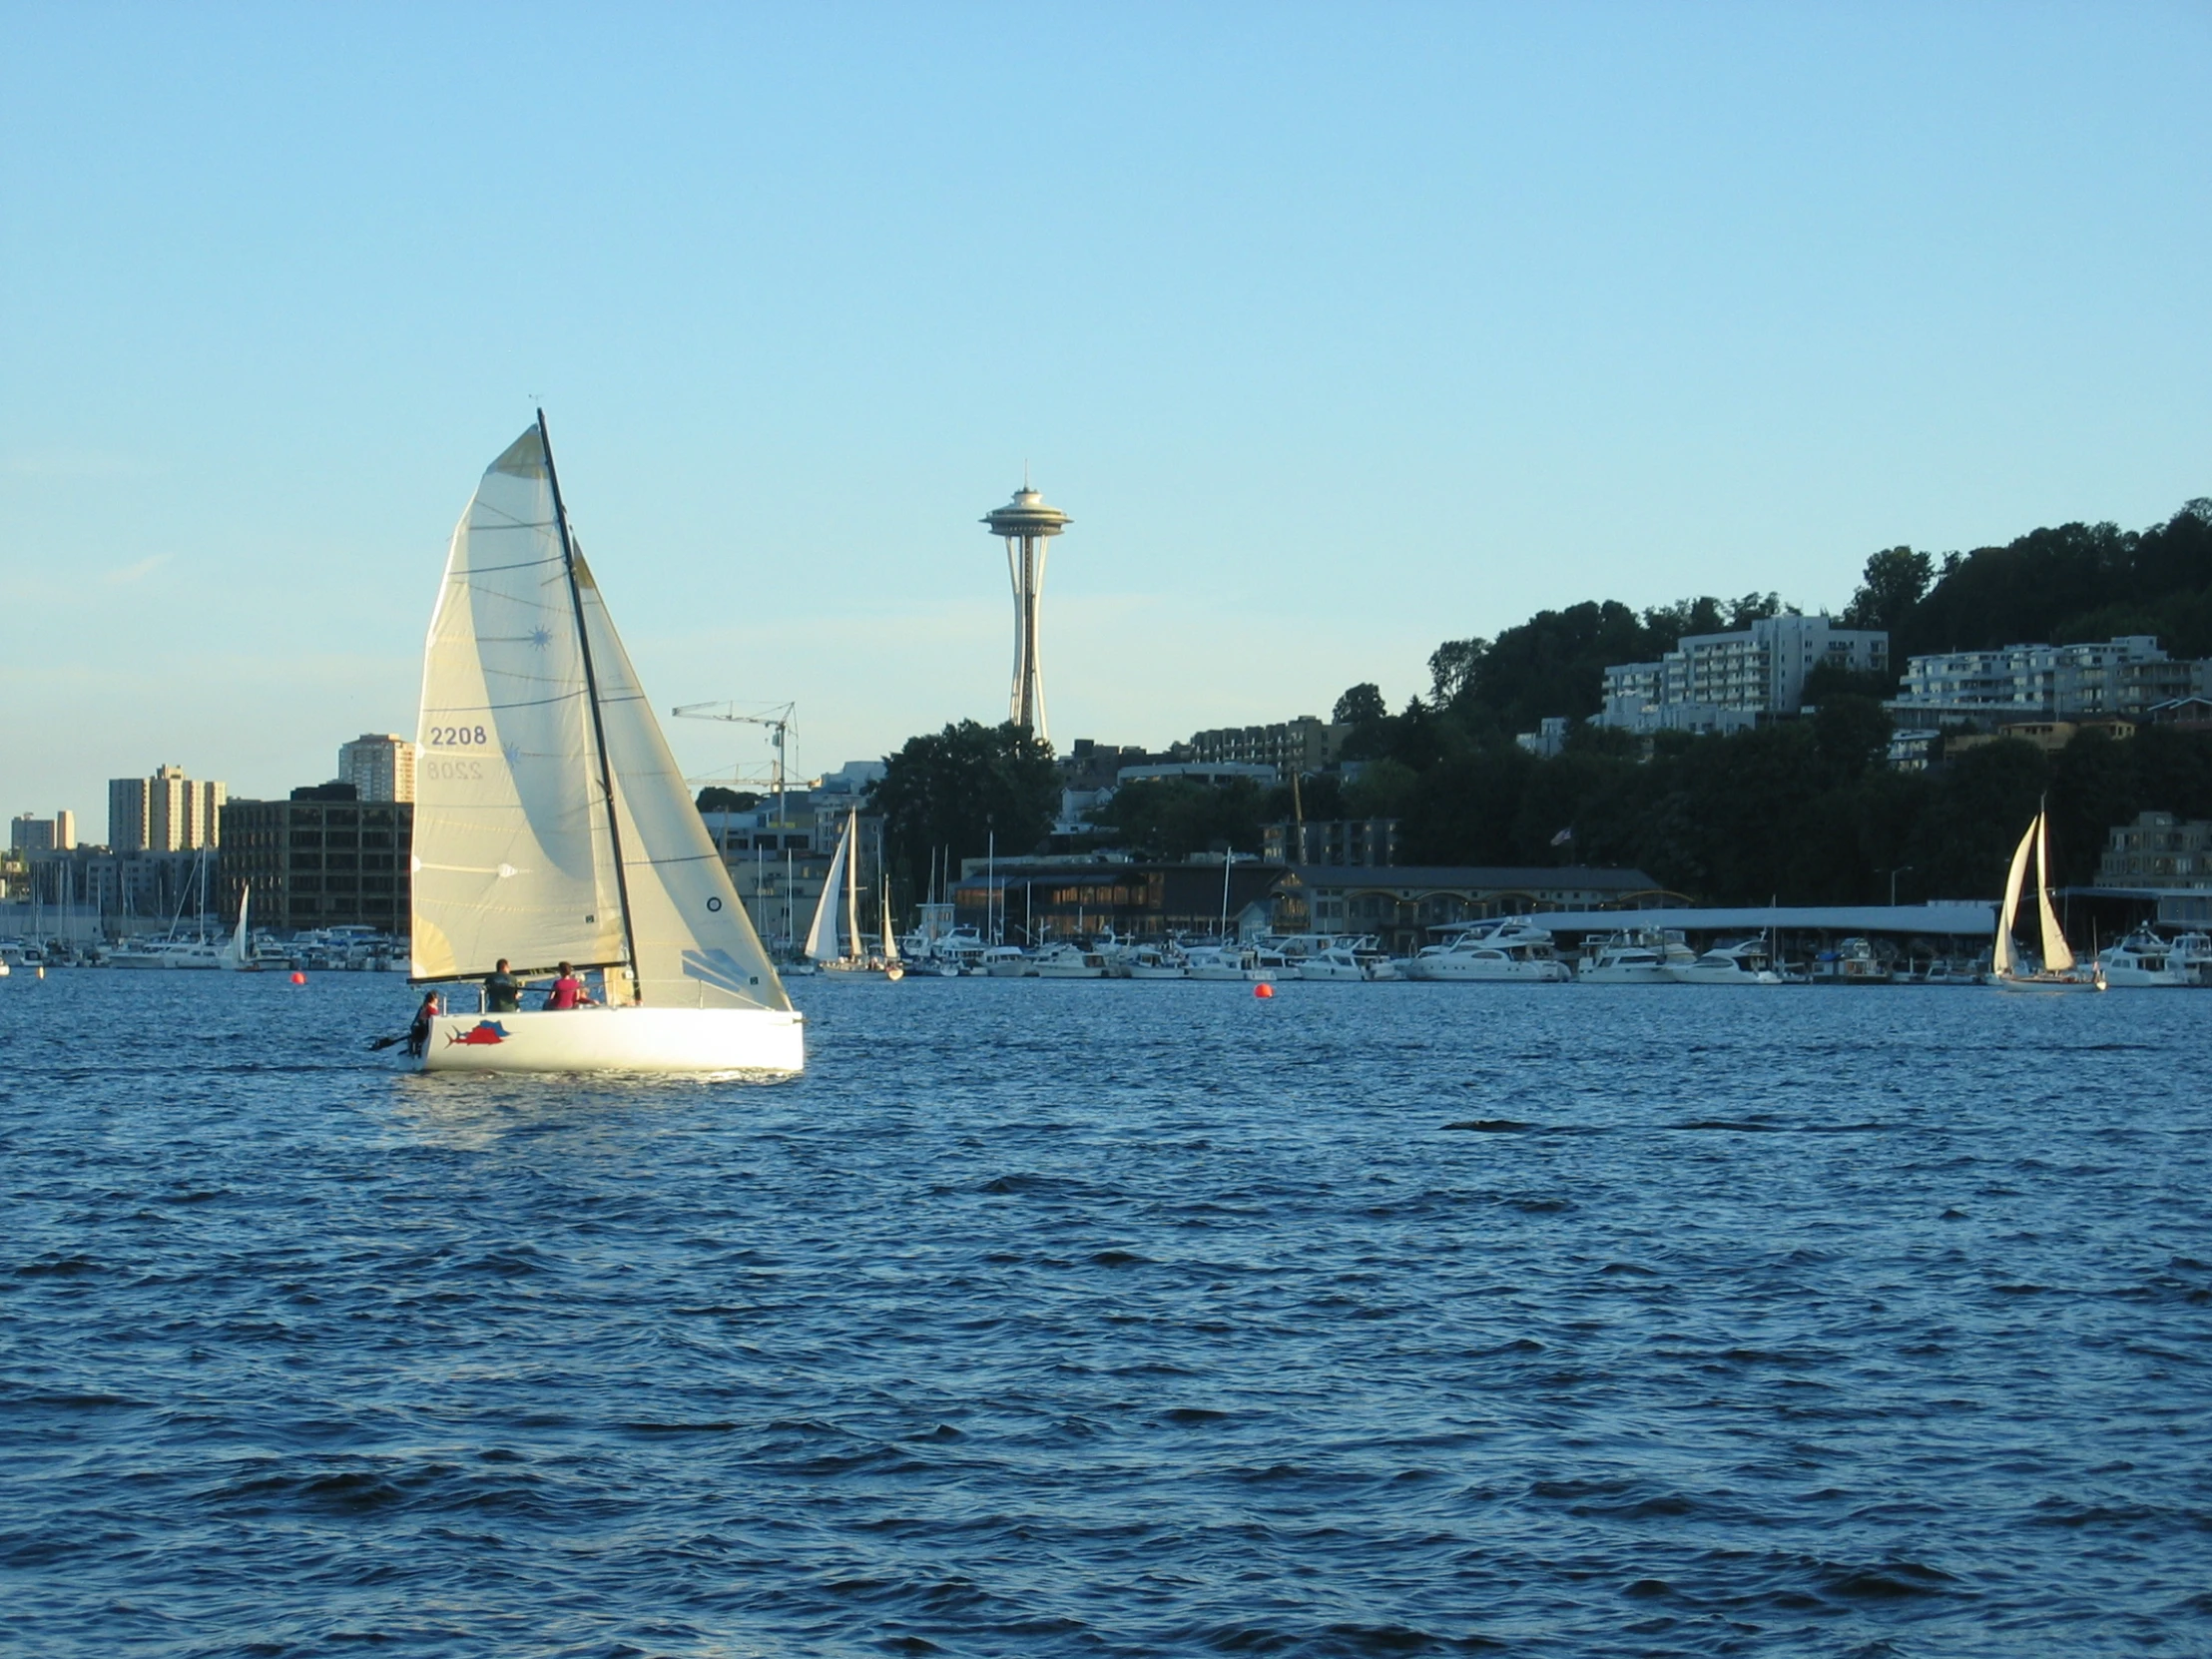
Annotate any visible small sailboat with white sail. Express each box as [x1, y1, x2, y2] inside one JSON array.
[[1988, 806, 2102, 993], [409, 416, 804, 1071], [804, 809, 900, 978], [218, 885, 262, 972]]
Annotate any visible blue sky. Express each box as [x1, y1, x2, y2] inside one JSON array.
[[4, 2, 2207, 825]]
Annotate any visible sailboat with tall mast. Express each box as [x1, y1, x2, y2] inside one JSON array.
[[803, 808, 900, 977], [1988, 804, 2103, 993], [408, 416, 805, 1071]]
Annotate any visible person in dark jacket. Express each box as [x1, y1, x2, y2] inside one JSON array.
[[406, 991, 441, 1057], [484, 959, 521, 1013]]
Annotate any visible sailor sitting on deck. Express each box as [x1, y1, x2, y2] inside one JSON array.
[[544, 962, 595, 1010]]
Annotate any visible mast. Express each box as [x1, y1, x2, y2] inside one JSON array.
[[844, 809, 861, 962], [539, 408, 642, 1003]]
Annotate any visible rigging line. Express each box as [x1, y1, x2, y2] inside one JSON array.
[[540, 408, 643, 1003]]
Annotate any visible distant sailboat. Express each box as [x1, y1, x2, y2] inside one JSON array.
[[218, 885, 260, 972], [805, 811, 856, 966], [803, 809, 900, 978], [1989, 807, 2102, 992], [408, 415, 805, 1071]]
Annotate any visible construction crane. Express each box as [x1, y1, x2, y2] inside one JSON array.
[[670, 701, 798, 830]]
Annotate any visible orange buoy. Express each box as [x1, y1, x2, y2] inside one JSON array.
[[290, 970, 306, 984], [1254, 982, 1274, 998]]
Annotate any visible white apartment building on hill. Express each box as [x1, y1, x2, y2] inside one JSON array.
[[1599, 615, 1889, 734], [1889, 636, 2209, 722]]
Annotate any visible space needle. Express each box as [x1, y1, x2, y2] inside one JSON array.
[[982, 479, 1072, 742]]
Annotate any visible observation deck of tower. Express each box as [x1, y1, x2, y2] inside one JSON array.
[[982, 482, 1071, 743]]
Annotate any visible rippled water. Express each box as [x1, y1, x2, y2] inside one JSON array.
[[4, 970, 2209, 1657]]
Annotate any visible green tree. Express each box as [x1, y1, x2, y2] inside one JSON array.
[[1091, 778, 1267, 859], [695, 786, 760, 812], [868, 721, 1058, 898], [1842, 547, 1934, 632], [1333, 683, 1388, 726]]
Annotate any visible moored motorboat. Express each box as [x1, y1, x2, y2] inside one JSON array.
[[1667, 939, 1783, 985], [2097, 928, 2190, 987]]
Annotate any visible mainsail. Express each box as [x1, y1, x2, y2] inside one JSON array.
[[2034, 810, 2074, 973], [1992, 818, 2033, 977], [805, 815, 851, 962], [413, 426, 623, 979], [414, 419, 790, 1014]]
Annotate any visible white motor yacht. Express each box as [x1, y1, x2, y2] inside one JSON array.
[[1407, 937, 1569, 982], [2168, 931, 2212, 986], [979, 946, 1035, 978], [1183, 943, 1274, 981], [1031, 941, 1109, 978], [108, 935, 227, 970], [1668, 939, 1784, 985], [1576, 927, 1691, 984], [1126, 944, 1189, 979], [2098, 929, 2191, 987]]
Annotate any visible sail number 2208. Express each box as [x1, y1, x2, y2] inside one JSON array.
[[424, 726, 489, 747]]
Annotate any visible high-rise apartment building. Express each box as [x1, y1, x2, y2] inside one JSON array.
[[1889, 636, 2210, 722], [108, 766, 225, 851], [1599, 615, 1890, 733], [337, 734, 417, 804], [9, 811, 75, 852]]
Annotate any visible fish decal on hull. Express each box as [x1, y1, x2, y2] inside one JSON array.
[[447, 1020, 511, 1046]]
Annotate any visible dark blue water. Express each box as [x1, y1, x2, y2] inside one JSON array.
[[4, 971, 2209, 1657]]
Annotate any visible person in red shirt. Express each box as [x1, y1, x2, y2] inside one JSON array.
[[545, 963, 594, 1010]]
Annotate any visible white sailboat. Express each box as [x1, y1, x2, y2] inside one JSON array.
[[217, 885, 261, 972], [410, 416, 805, 1071], [804, 811, 854, 966], [1989, 807, 2102, 993], [879, 879, 903, 981]]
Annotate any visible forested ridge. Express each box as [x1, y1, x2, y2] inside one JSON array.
[[865, 500, 2212, 907]]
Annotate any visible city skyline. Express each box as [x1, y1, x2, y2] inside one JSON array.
[[6, 4, 2207, 818]]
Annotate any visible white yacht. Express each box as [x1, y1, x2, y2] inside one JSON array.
[[109, 935, 227, 970], [980, 945, 1036, 977], [1407, 937, 1569, 982], [1126, 944, 1188, 979], [1031, 941, 1109, 978], [2169, 931, 2212, 986], [1183, 943, 1274, 982], [2097, 929, 2191, 988], [1668, 939, 1784, 985], [1576, 927, 1690, 984]]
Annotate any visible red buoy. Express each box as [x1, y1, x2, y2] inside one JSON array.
[[290, 970, 306, 985], [1254, 982, 1274, 998]]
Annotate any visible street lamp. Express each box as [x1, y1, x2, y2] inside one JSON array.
[[1889, 864, 1914, 906]]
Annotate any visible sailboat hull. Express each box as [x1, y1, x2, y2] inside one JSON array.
[[419, 1007, 806, 1074], [1987, 973, 2104, 994]]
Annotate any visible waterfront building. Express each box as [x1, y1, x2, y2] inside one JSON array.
[[1888, 636, 2209, 724], [1263, 818, 1399, 867], [337, 734, 417, 803], [1273, 864, 1668, 956], [9, 810, 75, 852], [1115, 760, 1280, 788], [220, 786, 411, 934], [1184, 717, 1349, 775], [108, 765, 226, 852], [1599, 615, 1889, 733], [952, 855, 1287, 943]]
